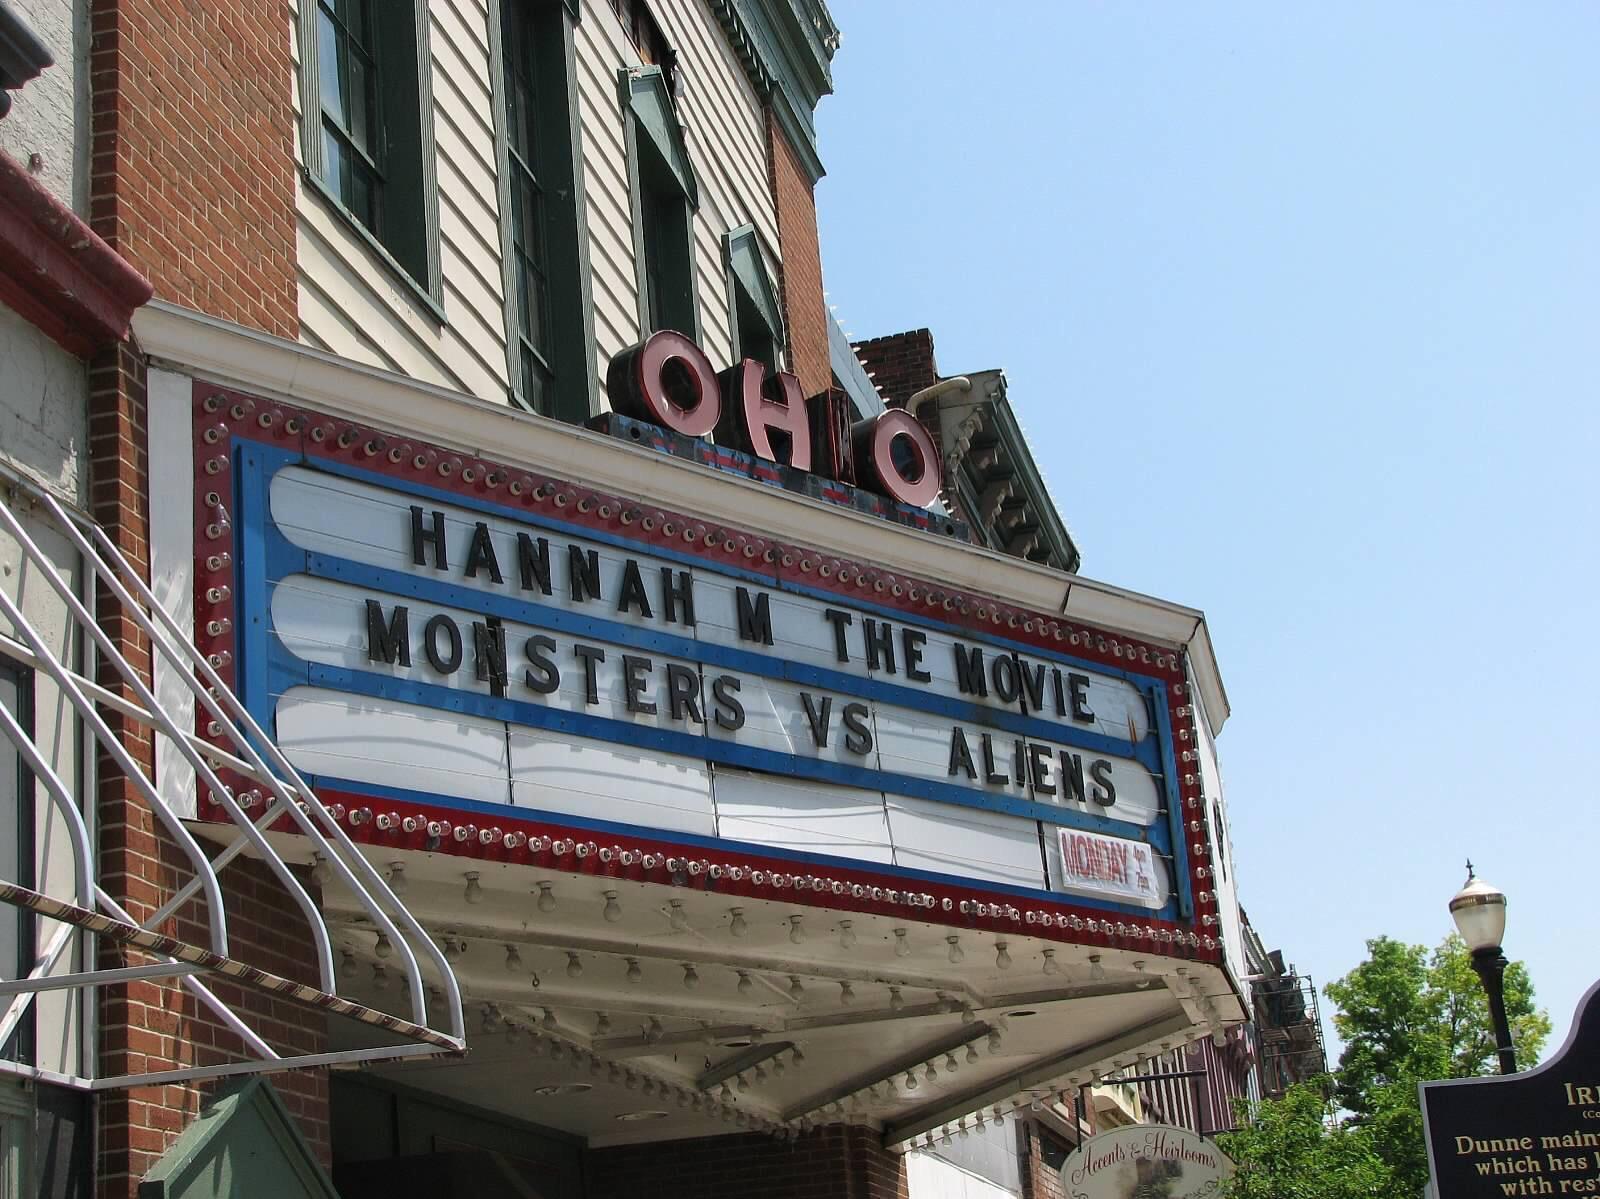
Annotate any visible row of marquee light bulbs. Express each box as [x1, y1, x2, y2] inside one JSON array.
[[307, 847, 1223, 948], [333, 872, 1223, 1144]]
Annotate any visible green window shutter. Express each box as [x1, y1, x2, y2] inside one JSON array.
[[725, 224, 784, 370], [298, 0, 443, 311], [622, 67, 699, 339]]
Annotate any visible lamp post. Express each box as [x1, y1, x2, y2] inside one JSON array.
[[1448, 862, 1517, 1075]]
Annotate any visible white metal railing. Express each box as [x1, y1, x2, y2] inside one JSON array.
[[0, 470, 464, 1089]]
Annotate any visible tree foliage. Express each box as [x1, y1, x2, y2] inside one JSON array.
[[1218, 934, 1551, 1198], [1218, 1081, 1393, 1199]]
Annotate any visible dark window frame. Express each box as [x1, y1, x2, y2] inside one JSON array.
[[489, 0, 596, 423], [298, 0, 444, 317], [1, 658, 36, 1068], [621, 67, 699, 340], [724, 224, 784, 373]]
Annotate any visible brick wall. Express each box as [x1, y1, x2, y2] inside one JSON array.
[[586, 1127, 908, 1199], [87, 0, 297, 337], [850, 329, 938, 409], [88, 348, 328, 1197], [766, 112, 830, 397]]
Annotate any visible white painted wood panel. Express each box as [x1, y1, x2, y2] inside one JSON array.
[[293, 0, 512, 405], [886, 797, 1045, 891], [713, 771, 894, 864], [276, 686, 510, 804], [508, 726, 715, 835]]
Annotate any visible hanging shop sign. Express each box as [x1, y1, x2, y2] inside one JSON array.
[[1421, 979, 1600, 1198], [192, 386, 1206, 929], [1059, 1125, 1234, 1199]]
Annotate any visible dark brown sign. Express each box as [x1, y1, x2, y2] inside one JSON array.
[[1422, 980, 1600, 1197]]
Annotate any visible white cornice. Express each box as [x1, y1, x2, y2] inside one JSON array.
[[132, 301, 1231, 732]]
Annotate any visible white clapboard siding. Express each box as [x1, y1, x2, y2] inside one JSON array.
[[575, 8, 644, 387], [291, 0, 511, 404]]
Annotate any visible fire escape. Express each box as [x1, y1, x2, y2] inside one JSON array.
[[1253, 956, 1326, 1097]]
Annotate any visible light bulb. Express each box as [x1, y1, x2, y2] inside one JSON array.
[[947, 935, 964, 964], [464, 872, 483, 904], [738, 1073, 750, 1092], [966, 1043, 979, 1065], [987, 1030, 1003, 1054], [374, 931, 393, 959], [788, 915, 805, 944], [1089, 954, 1106, 981], [889, 986, 904, 1012], [566, 952, 583, 979], [729, 907, 749, 937], [893, 928, 910, 958], [371, 962, 388, 990], [645, 1017, 663, 1043], [754, 1063, 767, 1083], [387, 862, 407, 894], [960, 1004, 976, 1024], [838, 920, 856, 949], [595, 1011, 611, 1035], [442, 936, 463, 963], [603, 891, 622, 922], [924, 1061, 937, 1083], [310, 854, 333, 886], [683, 963, 700, 990], [542, 1007, 557, 1030], [669, 900, 690, 932], [995, 941, 1011, 969], [839, 981, 854, 1005], [1042, 948, 1061, 976], [340, 951, 357, 978], [904, 1070, 918, 1092], [788, 976, 805, 1001], [790, 1046, 805, 1067], [737, 970, 754, 996], [944, 1052, 959, 1073], [536, 882, 556, 913], [626, 958, 642, 984], [505, 944, 523, 973]]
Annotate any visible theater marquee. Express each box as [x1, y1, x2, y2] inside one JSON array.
[[190, 380, 1212, 937]]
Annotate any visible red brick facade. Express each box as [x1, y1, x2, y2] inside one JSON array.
[[767, 111, 831, 397], [87, 0, 298, 338], [86, 335, 330, 1199], [851, 329, 938, 408], [84, 3, 314, 1191], [588, 1126, 908, 1199]]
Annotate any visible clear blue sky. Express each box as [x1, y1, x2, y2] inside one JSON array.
[[814, 2, 1600, 1053]]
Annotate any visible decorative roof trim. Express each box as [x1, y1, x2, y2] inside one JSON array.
[[0, 0, 53, 117], [709, 0, 835, 177], [0, 149, 153, 356]]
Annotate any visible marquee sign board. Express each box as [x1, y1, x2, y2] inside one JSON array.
[[1059, 1125, 1234, 1199], [189, 383, 1216, 942], [1421, 979, 1600, 1198]]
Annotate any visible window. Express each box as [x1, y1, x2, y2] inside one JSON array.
[[493, 0, 594, 422], [0, 662, 32, 1068], [622, 67, 698, 338], [610, 0, 676, 95], [725, 225, 784, 372], [300, 0, 441, 304]]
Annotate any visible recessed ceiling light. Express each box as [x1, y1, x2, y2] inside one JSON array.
[[720, 1039, 753, 1049], [1006, 1009, 1038, 1018], [532, 1083, 592, 1097], [616, 1110, 669, 1122]]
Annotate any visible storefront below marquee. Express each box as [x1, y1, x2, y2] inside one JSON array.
[[135, 309, 1245, 1195]]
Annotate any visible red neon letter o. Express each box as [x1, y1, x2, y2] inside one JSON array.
[[852, 410, 942, 508], [606, 330, 721, 439]]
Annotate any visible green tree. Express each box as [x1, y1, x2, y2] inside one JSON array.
[[1218, 1081, 1394, 1199], [1325, 934, 1551, 1193], [1218, 934, 1551, 1198]]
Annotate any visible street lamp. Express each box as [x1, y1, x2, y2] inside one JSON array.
[[1448, 862, 1517, 1074]]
